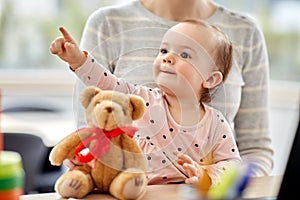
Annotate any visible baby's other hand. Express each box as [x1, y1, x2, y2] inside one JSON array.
[[174, 151, 201, 184], [63, 158, 95, 170], [63, 158, 84, 169], [49, 27, 86, 70]]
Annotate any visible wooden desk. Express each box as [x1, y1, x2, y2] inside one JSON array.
[[20, 175, 282, 200]]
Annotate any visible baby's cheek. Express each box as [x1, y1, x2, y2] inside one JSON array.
[[152, 59, 161, 79], [176, 63, 194, 78]]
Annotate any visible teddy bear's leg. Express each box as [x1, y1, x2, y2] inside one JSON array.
[[109, 168, 147, 200], [55, 169, 94, 199]]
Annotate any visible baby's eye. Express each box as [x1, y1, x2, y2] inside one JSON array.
[[160, 48, 168, 54], [180, 52, 191, 59]]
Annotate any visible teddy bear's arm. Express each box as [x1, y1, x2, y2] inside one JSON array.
[[121, 135, 147, 171], [49, 130, 92, 166]]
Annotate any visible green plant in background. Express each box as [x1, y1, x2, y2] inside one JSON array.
[[0, 0, 113, 69], [39, 0, 91, 68], [257, 4, 300, 82], [0, 1, 12, 64], [265, 32, 300, 81]]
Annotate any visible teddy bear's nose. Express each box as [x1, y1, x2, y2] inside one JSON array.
[[105, 107, 113, 113]]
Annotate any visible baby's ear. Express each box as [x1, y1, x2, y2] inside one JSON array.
[[80, 86, 101, 108], [202, 71, 223, 89]]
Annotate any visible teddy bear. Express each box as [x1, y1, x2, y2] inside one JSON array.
[[49, 86, 148, 199]]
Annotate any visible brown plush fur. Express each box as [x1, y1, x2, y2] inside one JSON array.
[[49, 86, 147, 199]]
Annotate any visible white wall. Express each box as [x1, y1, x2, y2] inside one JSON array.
[[269, 81, 300, 175]]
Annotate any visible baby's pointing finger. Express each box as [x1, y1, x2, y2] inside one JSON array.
[[59, 26, 74, 42]]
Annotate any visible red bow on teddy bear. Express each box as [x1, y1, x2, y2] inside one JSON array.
[[74, 127, 138, 163]]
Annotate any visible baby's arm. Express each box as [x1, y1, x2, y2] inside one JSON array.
[[49, 27, 87, 70]]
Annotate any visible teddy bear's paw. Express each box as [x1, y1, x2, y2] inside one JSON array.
[[58, 178, 82, 198], [55, 170, 94, 199], [121, 176, 147, 199], [109, 169, 147, 200]]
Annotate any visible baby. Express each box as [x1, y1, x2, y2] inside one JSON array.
[[50, 19, 241, 187]]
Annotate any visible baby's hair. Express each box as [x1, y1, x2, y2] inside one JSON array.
[[181, 19, 233, 103], [182, 19, 233, 80]]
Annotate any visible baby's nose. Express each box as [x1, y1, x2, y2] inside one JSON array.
[[163, 54, 175, 64]]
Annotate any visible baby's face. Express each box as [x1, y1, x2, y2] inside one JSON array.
[[153, 22, 217, 97]]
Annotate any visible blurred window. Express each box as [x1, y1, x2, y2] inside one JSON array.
[[0, 0, 299, 81], [0, 0, 121, 69], [216, 0, 300, 81]]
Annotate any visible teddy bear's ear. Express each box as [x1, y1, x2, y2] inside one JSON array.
[[129, 95, 145, 120], [80, 86, 102, 108]]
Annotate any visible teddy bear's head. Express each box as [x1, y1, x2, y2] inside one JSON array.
[[80, 86, 145, 131]]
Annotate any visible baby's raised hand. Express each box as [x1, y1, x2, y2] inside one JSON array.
[[50, 27, 86, 70]]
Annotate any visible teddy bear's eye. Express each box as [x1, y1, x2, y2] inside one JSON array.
[[94, 100, 101, 105], [122, 108, 127, 115]]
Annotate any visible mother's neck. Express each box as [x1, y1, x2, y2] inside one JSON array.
[[140, 0, 217, 21]]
